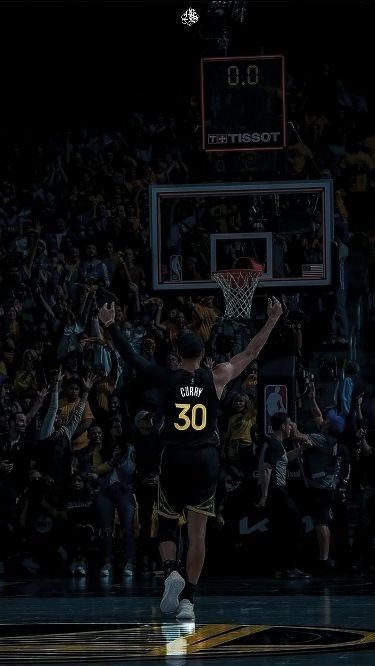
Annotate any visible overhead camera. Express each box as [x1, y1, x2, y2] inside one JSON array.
[[203, 0, 248, 53], [207, 1, 248, 22], [207, 1, 229, 16]]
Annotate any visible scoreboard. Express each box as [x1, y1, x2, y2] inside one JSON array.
[[201, 55, 286, 152]]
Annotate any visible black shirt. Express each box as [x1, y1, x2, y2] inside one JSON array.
[[262, 435, 288, 488], [109, 325, 220, 450], [162, 368, 220, 449]]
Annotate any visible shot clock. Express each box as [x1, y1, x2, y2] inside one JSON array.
[[201, 55, 286, 152]]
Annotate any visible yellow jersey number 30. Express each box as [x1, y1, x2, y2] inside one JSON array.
[[174, 403, 207, 431]]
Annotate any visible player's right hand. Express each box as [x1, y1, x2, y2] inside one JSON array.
[[267, 297, 282, 321]]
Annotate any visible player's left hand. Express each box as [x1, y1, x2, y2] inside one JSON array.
[[202, 356, 214, 370], [267, 297, 282, 321]]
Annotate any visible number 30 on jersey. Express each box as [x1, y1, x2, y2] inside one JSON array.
[[174, 403, 207, 431]]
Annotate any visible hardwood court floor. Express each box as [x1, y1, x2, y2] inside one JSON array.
[[0, 574, 374, 665]]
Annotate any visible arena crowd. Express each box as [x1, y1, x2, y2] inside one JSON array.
[[0, 58, 375, 579]]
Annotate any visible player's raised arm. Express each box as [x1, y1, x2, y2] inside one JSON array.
[[213, 297, 282, 393], [98, 302, 161, 376]]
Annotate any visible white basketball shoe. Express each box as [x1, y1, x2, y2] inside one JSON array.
[[176, 599, 195, 621], [160, 570, 186, 614]]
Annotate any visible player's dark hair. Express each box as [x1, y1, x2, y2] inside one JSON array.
[[176, 331, 204, 360], [271, 412, 289, 431]]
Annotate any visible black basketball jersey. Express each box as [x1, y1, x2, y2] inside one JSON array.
[[162, 368, 220, 449]]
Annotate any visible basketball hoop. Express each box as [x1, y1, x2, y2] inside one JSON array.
[[212, 258, 263, 320]]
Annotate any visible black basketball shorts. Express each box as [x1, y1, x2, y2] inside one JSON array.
[[156, 445, 220, 519]]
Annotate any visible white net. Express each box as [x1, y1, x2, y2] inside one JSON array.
[[212, 269, 262, 319]]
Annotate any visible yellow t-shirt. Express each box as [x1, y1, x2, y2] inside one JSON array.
[[95, 379, 115, 412], [58, 398, 94, 451], [226, 407, 257, 445]]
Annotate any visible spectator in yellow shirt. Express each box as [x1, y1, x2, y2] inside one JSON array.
[[59, 377, 94, 452], [225, 393, 257, 472]]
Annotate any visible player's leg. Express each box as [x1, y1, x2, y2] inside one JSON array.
[[157, 449, 186, 612], [159, 537, 177, 569], [185, 509, 208, 584], [176, 510, 208, 621], [158, 515, 185, 614], [159, 514, 178, 576], [176, 446, 219, 620]]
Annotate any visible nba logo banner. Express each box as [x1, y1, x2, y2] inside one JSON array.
[[264, 385, 288, 434]]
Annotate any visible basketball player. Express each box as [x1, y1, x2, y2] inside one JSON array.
[[98, 297, 282, 620]]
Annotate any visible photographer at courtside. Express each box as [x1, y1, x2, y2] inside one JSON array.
[[257, 412, 313, 578], [297, 383, 344, 573]]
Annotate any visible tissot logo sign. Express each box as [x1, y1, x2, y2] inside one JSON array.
[[208, 132, 281, 146]]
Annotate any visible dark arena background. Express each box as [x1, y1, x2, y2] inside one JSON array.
[[1, 1, 375, 664]]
